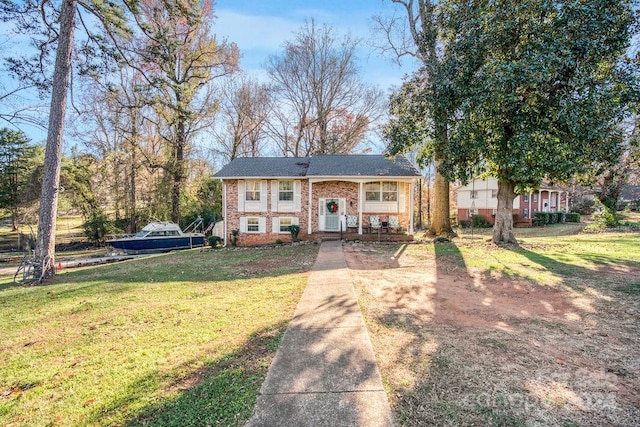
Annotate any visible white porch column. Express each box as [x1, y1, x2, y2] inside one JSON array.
[[409, 180, 415, 234], [528, 193, 532, 218], [358, 182, 363, 234], [565, 191, 569, 211], [538, 190, 542, 212], [223, 181, 228, 247], [307, 180, 313, 234]]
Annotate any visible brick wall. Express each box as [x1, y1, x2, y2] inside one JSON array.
[[224, 179, 413, 246]]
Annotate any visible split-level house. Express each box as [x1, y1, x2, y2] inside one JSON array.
[[214, 155, 422, 246], [456, 177, 569, 226]]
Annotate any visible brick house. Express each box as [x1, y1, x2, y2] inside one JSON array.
[[455, 177, 569, 226], [214, 155, 422, 246]]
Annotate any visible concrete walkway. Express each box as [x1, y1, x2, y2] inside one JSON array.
[[246, 240, 393, 427]]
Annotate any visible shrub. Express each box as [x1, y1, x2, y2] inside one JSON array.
[[459, 219, 472, 228], [208, 235, 222, 248], [288, 224, 301, 241], [565, 212, 581, 223], [275, 239, 283, 245], [472, 214, 492, 228], [549, 212, 559, 224], [590, 206, 618, 230], [83, 211, 117, 245], [533, 212, 550, 226], [557, 211, 566, 223]]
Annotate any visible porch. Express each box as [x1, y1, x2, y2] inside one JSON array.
[[309, 231, 414, 243]]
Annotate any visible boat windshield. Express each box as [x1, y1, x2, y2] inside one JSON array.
[[134, 231, 149, 238]]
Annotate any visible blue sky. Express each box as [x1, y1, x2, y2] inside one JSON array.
[[0, 0, 418, 146], [213, 0, 418, 90]]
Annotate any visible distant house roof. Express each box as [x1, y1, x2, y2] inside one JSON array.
[[214, 155, 421, 179], [620, 185, 640, 201]]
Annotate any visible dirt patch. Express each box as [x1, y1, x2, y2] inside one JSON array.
[[344, 242, 640, 426]]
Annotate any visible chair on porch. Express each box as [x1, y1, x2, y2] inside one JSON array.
[[346, 215, 358, 232], [388, 215, 401, 233], [369, 215, 381, 233]]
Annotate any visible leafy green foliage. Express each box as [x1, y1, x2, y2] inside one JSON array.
[[82, 210, 117, 245], [385, 0, 637, 243], [565, 213, 581, 223], [288, 224, 301, 241], [0, 128, 37, 229], [207, 235, 222, 248]]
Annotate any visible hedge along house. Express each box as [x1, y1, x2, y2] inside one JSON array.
[[213, 155, 422, 246], [456, 177, 570, 226]]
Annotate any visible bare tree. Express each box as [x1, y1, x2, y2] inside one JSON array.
[[374, 0, 454, 236], [211, 74, 272, 162], [128, 0, 238, 223], [265, 21, 384, 156]]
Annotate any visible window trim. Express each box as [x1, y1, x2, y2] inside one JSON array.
[[246, 217, 260, 232], [365, 181, 398, 202], [245, 180, 261, 202], [278, 180, 294, 202]]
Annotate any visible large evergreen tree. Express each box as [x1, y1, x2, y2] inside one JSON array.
[[387, 0, 637, 244], [0, 128, 36, 231]]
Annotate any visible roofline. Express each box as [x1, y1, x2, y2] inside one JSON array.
[[215, 175, 421, 181]]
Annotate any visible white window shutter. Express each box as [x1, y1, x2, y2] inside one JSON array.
[[399, 182, 406, 213], [260, 180, 268, 212], [258, 217, 266, 233], [238, 180, 245, 212], [239, 217, 247, 232], [272, 217, 280, 233], [318, 198, 325, 231], [294, 180, 302, 212], [271, 181, 279, 212]]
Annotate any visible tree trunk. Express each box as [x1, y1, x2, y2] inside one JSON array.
[[34, 0, 76, 280], [428, 163, 453, 236], [11, 208, 18, 232], [492, 179, 518, 245], [171, 122, 185, 224]]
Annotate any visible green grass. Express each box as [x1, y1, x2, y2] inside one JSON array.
[[353, 228, 640, 426], [0, 244, 319, 426]]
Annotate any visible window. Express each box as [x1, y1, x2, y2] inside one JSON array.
[[533, 194, 538, 202], [471, 190, 478, 199], [382, 182, 398, 201], [245, 181, 260, 201], [523, 208, 529, 219], [523, 194, 529, 202], [247, 217, 259, 232], [279, 217, 292, 233], [491, 190, 497, 198], [365, 182, 381, 201], [366, 181, 398, 202], [279, 181, 294, 201]]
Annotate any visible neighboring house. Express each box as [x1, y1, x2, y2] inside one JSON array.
[[214, 155, 422, 246], [455, 177, 569, 226], [619, 185, 640, 210]]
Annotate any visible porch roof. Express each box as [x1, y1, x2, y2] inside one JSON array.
[[214, 155, 421, 179]]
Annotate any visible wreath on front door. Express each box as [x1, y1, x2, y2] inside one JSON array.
[[326, 201, 338, 213]]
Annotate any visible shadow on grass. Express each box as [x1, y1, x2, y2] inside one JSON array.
[[86, 321, 289, 427], [353, 239, 640, 426]]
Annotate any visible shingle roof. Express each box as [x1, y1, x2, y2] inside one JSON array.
[[214, 157, 310, 178], [214, 155, 421, 179]]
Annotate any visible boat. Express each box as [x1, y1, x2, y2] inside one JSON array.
[[107, 220, 206, 254]]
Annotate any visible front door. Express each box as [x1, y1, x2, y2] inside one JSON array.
[[319, 198, 345, 231]]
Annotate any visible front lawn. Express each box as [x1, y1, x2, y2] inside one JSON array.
[[0, 244, 319, 426], [346, 231, 640, 426]]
